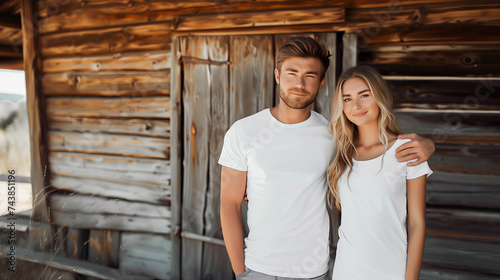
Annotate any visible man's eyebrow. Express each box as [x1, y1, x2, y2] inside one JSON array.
[[284, 68, 319, 75]]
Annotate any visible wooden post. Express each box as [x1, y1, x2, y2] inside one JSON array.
[[170, 36, 183, 280], [21, 0, 51, 240]]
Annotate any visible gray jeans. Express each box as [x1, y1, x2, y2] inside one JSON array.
[[235, 267, 328, 280]]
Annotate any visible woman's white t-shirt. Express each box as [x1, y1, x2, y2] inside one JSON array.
[[332, 138, 432, 280]]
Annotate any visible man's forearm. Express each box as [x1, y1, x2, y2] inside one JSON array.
[[221, 202, 246, 274]]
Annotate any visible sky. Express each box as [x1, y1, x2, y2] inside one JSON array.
[[0, 68, 26, 96]]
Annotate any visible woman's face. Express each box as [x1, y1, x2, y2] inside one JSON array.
[[341, 77, 380, 127]]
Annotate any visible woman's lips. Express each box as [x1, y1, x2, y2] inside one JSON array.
[[353, 111, 367, 117]]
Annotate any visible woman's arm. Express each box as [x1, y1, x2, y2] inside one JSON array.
[[405, 175, 427, 280]]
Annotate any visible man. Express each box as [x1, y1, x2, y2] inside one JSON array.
[[219, 36, 434, 280]]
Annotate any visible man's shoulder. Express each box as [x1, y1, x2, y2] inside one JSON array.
[[310, 111, 329, 127], [233, 109, 270, 127]]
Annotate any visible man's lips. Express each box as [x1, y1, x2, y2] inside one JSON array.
[[289, 91, 308, 96], [353, 111, 367, 117]]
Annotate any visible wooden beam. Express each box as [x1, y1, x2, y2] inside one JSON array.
[[21, 0, 51, 230]]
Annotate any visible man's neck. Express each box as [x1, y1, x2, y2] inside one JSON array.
[[270, 103, 312, 124]]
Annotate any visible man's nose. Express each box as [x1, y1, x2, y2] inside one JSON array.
[[295, 77, 305, 89]]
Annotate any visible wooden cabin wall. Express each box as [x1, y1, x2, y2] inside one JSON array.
[[29, 0, 500, 279]]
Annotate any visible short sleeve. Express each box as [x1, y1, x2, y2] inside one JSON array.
[[218, 122, 248, 171], [406, 160, 432, 180]]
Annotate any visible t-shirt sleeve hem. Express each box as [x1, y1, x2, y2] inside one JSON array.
[[407, 169, 433, 180], [218, 160, 248, 172]]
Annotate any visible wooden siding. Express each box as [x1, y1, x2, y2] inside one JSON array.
[[10, 0, 497, 279]]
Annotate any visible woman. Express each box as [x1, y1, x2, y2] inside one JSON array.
[[327, 66, 432, 280]]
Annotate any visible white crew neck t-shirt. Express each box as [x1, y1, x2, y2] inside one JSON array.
[[332, 138, 432, 280], [219, 109, 332, 278]]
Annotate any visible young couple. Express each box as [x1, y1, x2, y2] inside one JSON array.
[[219, 36, 433, 280]]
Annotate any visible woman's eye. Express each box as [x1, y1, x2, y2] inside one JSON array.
[[361, 94, 369, 98], [344, 98, 351, 102]]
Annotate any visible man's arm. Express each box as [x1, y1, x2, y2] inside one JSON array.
[[396, 133, 435, 167], [220, 166, 247, 275]]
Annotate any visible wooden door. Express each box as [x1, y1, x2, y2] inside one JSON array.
[[171, 33, 342, 280]]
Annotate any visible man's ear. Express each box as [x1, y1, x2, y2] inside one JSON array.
[[319, 76, 326, 90], [274, 68, 280, 84]]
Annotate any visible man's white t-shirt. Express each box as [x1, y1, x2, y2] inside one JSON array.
[[218, 109, 332, 278], [332, 138, 432, 280]]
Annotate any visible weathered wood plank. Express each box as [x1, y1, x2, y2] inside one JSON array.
[[169, 36, 183, 280], [50, 175, 171, 204], [42, 70, 170, 96], [1, 246, 153, 280], [38, 1, 347, 33], [421, 265, 500, 280], [361, 50, 500, 76], [203, 36, 233, 280], [362, 26, 500, 46], [43, 50, 170, 73], [427, 171, 500, 209], [88, 230, 119, 268], [120, 233, 171, 280], [0, 258, 78, 280], [314, 33, 338, 119], [0, 57, 23, 70], [67, 228, 89, 261], [180, 35, 214, 280], [175, 7, 345, 31], [428, 143, 500, 174], [426, 207, 500, 240], [423, 235, 500, 275], [46, 96, 171, 118], [388, 78, 500, 107], [395, 111, 500, 138], [48, 131, 170, 159], [342, 33, 358, 70], [48, 116, 170, 138], [40, 22, 172, 57], [49, 152, 170, 186], [52, 211, 171, 234], [229, 35, 274, 124], [49, 194, 171, 218]]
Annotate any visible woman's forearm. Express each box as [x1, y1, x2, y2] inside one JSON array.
[[405, 223, 426, 280]]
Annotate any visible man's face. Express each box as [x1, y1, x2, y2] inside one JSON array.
[[275, 57, 326, 110]]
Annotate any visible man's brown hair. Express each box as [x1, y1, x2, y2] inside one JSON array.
[[276, 36, 331, 79]]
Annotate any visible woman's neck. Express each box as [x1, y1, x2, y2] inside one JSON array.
[[356, 122, 382, 148]]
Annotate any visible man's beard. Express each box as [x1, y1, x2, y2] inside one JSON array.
[[279, 87, 318, 110]]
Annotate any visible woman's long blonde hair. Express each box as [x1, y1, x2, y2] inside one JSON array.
[[327, 66, 401, 210]]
